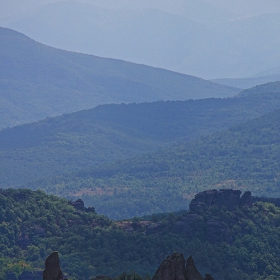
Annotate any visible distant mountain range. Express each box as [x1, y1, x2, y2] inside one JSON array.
[[1, 3, 280, 279], [236, 81, 280, 97], [0, 81, 279, 217], [1, 1, 280, 78], [0, 27, 239, 130]]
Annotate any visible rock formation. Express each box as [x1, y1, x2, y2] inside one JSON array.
[[189, 189, 252, 213], [152, 253, 213, 280], [69, 199, 85, 211], [185, 256, 204, 280], [145, 189, 253, 243], [68, 199, 95, 213], [240, 191, 253, 207], [152, 252, 186, 280], [43, 251, 63, 280]]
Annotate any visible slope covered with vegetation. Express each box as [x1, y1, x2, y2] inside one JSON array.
[[28, 109, 280, 219], [237, 81, 280, 97], [0, 27, 239, 129], [1, 188, 280, 280], [1, 90, 280, 188]]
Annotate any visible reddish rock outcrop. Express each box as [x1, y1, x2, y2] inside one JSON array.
[[43, 251, 63, 280], [69, 199, 85, 211], [68, 199, 95, 213], [185, 256, 204, 280], [152, 253, 213, 280], [152, 253, 186, 280], [189, 189, 252, 213]]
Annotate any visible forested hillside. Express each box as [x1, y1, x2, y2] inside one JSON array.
[[2, 3, 280, 280], [237, 81, 280, 97], [2, 188, 280, 280], [0, 27, 239, 129], [28, 109, 280, 219], [0, 89, 280, 188]]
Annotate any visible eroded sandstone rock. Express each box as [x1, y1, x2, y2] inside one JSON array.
[[152, 253, 213, 280], [43, 251, 63, 280], [68, 199, 95, 213], [69, 199, 85, 211], [152, 253, 187, 280], [185, 256, 204, 280], [190, 189, 252, 213]]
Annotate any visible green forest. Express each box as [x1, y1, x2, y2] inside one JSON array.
[[1, 188, 280, 280], [25, 108, 280, 219], [1, 21, 280, 280], [0, 89, 280, 188]]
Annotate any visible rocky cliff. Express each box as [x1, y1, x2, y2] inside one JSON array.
[[152, 253, 213, 280], [9, 252, 210, 280], [43, 252, 64, 280], [189, 189, 252, 213]]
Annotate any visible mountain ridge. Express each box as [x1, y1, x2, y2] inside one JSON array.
[[0, 26, 240, 130], [1, 88, 280, 189], [2, 2, 280, 78], [26, 108, 280, 219]]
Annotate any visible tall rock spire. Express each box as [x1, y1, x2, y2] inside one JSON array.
[[43, 251, 63, 280]]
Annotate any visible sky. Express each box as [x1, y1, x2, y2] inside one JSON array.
[[2, 0, 280, 21], [1, 0, 280, 78]]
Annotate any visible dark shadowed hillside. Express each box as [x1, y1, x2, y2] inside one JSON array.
[[236, 81, 280, 97], [0, 27, 239, 129], [0, 88, 280, 188]]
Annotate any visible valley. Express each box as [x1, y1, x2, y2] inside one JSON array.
[[0, 14, 279, 279], [25, 108, 280, 219]]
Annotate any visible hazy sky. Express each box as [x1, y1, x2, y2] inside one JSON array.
[[2, 0, 280, 21], [1, 0, 280, 78]]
